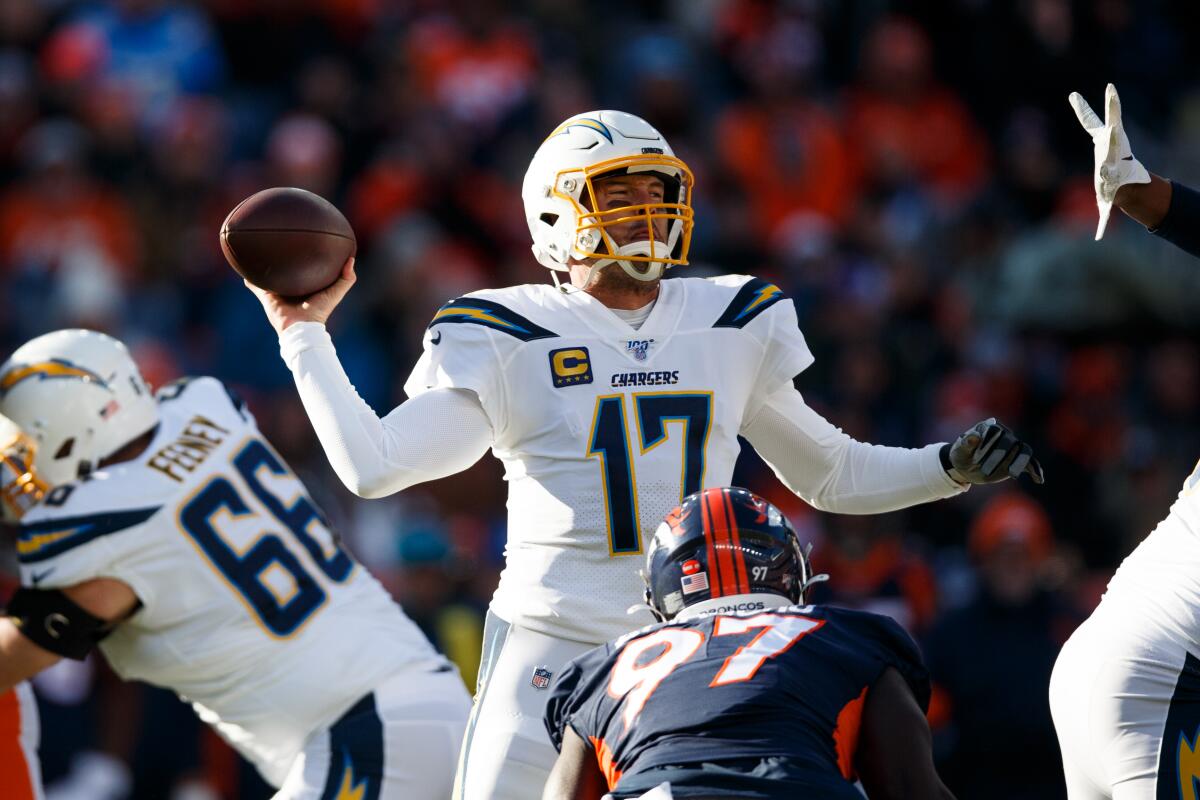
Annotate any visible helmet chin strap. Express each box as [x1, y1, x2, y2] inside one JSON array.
[[577, 240, 669, 288], [613, 239, 667, 282]]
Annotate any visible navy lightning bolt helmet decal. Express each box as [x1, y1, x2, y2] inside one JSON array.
[[429, 298, 558, 342], [712, 278, 788, 329]]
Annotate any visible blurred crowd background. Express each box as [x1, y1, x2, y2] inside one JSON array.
[[2, 0, 1200, 798]]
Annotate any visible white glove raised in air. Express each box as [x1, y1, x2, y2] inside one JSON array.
[[1069, 83, 1151, 240]]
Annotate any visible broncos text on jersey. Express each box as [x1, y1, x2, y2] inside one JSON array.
[[404, 275, 814, 644], [15, 377, 445, 787]]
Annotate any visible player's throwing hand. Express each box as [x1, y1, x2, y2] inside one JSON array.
[[1069, 83, 1151, 240], [944, 418, 1044, 485], [244, 257, 356, 334]]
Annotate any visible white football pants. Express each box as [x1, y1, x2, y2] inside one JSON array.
[[275, 664, 471, 800], [453, 612, 595, 800], [1050, 603, 1200, 799]]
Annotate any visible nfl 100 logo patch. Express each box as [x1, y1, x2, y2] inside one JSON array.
[[626, 339, 654, 361], [531, 666, 553, 690]]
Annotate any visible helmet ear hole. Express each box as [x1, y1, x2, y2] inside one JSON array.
[[539, 213, 559, 226], [54, 438, 74, 459]]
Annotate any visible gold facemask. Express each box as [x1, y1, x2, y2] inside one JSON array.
[[1, 429, 48, 522], [552, 154, 696, 268]]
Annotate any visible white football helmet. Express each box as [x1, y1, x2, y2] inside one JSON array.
[[0, 412, 48, 522], [522, 110, 695, 286], [0, 330, 158, 487]]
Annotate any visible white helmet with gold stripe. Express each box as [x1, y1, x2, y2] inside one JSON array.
[[522, 110, 695, 287], [0, 329, 158, 487]]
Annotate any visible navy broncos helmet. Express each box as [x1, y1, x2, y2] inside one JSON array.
[[644, 486, 825, 621]]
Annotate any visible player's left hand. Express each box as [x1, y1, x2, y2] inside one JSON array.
[[944, 418, 1044, 486], [1069, 83, 1151, 240], [244, 257, 356, 334]]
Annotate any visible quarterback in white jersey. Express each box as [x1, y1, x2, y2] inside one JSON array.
[[246, 110, 1043, 799], [0, 330, 470, 799], [1050, 84, 1200, 799]]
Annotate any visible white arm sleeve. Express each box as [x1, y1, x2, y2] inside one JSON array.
[[742, 387, 966, 513], [278, 322, 493, 499]]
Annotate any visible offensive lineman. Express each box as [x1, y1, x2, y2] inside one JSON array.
[[0, 330, 470, 799], [246, 110, 1042, 799], [542, 487, 954, 800], [1050, 85, 1200, 798]]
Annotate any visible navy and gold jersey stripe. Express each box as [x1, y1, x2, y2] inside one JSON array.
[[18, 507, 161, 564], [1157, 651, 1200, 797], [712, 278, 787, 329], [429, 298, 558, 342], [320, 693, 384, 800]]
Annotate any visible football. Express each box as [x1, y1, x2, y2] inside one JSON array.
[[219, 187, 356, 297]]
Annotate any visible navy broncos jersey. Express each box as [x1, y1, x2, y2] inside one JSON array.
[[544, 602, 930, 799]]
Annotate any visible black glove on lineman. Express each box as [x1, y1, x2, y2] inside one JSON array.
[[940, 418, 1045, 485]]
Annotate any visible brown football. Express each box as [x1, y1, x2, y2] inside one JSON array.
[[220, 187, 356, 297]]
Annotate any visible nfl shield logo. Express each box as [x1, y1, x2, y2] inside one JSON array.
[[531, 666, 553, 690]]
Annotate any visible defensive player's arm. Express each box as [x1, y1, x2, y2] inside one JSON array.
[[277, 322, 493, 499], [856, 667, 956, 800], [542, 726, 609, 800], [741, 387, 965, 514], [0, 578, 137, 694], [1070, 83, 1200, 256], [1118, 176, 1200, 258]]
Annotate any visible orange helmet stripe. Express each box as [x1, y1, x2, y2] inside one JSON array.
[[703, 489, 739, 597], [717, 489, 750, 594], [700, 491, 723, 595]]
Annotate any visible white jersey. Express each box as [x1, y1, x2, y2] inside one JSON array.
[[404, 275, 813, 644], [16, 377, 444, 786], [1096, 460, 1200, 647]]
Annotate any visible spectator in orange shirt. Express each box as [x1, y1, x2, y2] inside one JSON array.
[[0, 120, 139, 335], [403, 2, 537, 137], [807, 513, 939, 635], [924, 492, 1077, 800], [713, 3, 857, 237], [844, 16, 989, 205], [0, 120, 139, 281]]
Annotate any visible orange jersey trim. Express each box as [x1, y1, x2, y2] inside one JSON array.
[[833, 685, 869, 781], [589, 735, 624, 790], [0, 689, 37, 800]]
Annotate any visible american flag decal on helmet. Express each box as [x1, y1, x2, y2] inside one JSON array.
[[681, 571, 709, 595]]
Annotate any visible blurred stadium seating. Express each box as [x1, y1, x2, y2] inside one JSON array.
[[3, 1, 1200, 797]]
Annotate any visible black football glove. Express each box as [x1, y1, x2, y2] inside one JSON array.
[[941, 418, 1045, 485]]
